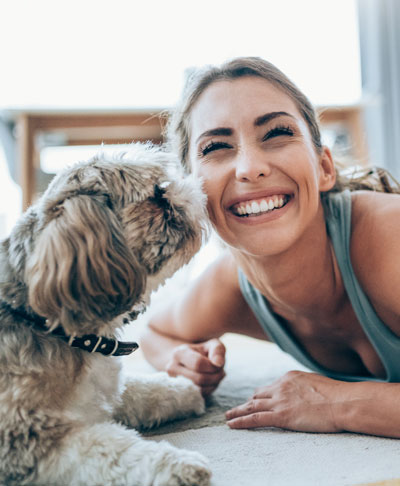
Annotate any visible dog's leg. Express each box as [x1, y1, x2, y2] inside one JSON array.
[[37, 422, 211, 486], [113, 373, 205, 429]]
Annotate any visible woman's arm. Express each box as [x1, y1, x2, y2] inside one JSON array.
[[225, 371, 400, 438], [141, 251, 265, 395]]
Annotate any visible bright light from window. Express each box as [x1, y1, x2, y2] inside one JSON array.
[[0, 0, 360, 108]]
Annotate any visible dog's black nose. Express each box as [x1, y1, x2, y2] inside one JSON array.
[[153, 184, 166, 199], [152, 184, 171, 211]]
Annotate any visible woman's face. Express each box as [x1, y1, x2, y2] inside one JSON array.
[[188, 76, 335, 257]]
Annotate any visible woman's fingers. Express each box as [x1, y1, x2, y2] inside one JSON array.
[[173, 362, 225, 387], [203, 338, 226, 367], [166, 343, 226, 395], [226, 411, 276, 429], [225, 397, 294, 429], [175, 344, 223, 373], [169, 364, 225, 396], [165, 339, 226, 396], [226, 398, 271, 419], [226, 399, 276, 428]]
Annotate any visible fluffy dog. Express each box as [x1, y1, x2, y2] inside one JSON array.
[[0, 144, 211, 486]]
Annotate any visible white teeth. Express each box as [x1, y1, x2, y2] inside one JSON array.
[[234, 195, 288, 216]]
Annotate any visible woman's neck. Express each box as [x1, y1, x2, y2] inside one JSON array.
[[232, 208, 344, 318]]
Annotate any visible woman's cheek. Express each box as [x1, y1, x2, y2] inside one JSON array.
[[205, 195, 218, 226]]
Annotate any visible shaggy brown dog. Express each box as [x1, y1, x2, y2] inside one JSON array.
[[0, 144, 211, 486]]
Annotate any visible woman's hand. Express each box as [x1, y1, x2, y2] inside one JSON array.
[[225, 370, 345, 433], [166, 338, 226, 396]]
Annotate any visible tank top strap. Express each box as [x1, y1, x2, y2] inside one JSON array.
[[323, 190, 400, 382]]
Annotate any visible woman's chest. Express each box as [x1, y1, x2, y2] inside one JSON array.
[[278, 299, 392, 379]]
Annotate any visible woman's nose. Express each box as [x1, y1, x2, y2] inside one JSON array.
[[235, 146, 271, 182]]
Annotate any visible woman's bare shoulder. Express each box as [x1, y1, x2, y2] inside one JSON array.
[[350, 190, 400, 315]]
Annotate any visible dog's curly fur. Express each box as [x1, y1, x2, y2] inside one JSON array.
[[0, 144, 211, 486]]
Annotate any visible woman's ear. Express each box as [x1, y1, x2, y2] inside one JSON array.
[[318, 146, 337, 192], [26, 194, 145, 336]]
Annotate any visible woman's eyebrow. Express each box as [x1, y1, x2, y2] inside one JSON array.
[[195, 111, 295, 144], [254, 111, 295, 127], [195, 127, 232, 144]]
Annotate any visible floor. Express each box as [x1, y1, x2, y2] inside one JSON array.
[[122, 334, 400, 486]]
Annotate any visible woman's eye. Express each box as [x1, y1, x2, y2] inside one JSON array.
[[201, 141, 231, 156], [263, 126, 294, 141]]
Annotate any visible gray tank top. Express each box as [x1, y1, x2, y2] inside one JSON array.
[[238, 190, 400, 382]]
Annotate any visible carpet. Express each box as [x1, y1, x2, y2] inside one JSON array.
[[122, 333, 400, 486]]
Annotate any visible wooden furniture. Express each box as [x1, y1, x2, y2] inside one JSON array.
[[6, 109, 165, 209], [2, 105, 368, 210]]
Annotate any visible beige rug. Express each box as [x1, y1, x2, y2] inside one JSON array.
[[122, 333, 400, 486]]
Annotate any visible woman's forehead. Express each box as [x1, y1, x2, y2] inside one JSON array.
[[189, 76, 300, 136]]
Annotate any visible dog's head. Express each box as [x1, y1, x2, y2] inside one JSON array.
[[21, 143, 207, 336]]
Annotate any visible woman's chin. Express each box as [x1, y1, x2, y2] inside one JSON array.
[[224, 232, 298, 259]]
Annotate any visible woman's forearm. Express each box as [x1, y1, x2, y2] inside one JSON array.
[[334, 381, 400, 438]]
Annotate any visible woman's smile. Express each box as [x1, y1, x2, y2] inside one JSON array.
[[225, 188, 293, 222]]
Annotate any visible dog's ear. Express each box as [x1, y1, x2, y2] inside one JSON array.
[[26, 194, 145, 335]]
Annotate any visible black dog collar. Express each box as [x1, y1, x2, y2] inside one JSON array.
[[1, 300, 139, 357], [50, 325, 139, 356]]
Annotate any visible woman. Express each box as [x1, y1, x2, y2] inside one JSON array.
[[141, 57, 400, 438]]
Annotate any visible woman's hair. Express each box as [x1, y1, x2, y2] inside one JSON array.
[[166, 56, 400, 194]]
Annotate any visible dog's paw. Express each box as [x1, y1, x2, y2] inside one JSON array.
[[167, 374, 206, 416], [115, 373, 205, 429], [154, 449, 211, 486]]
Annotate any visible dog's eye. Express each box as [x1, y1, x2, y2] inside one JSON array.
[[104, 194, 114, 209]]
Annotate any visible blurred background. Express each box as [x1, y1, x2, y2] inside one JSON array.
[[0, 0, 399, 242]]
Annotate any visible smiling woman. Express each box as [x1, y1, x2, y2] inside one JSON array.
[[140, 56, 400, 439], [180, 73, 337, 257]]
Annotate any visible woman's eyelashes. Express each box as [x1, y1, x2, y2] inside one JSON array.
[[198, 124, 295, 157], [200, 141, 232, 157], [262, 124, 295, 141]]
